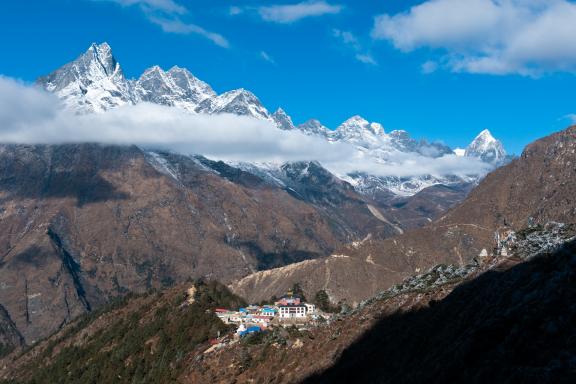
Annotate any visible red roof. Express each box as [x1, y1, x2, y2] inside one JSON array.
[[215, 308, 229, 313]]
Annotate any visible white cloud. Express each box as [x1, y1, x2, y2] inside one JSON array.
[[260, 51, 276, 64], [563, 114, 576, 124], [94, 0, 229, 48], [330, 151, 488, 179], [256, 1, 343, 23], [149, 17, 230, 48], [421, 60, 439, 74], [333, 29, 377, 65], [0, 76, 488, 178], [355, 54, 377, 65], [96, 0, 186, 15], [0, 77, 352, 164], [229, 6, 243, 16], [372, 0, 576, 76], [333, 29, 359, 49]]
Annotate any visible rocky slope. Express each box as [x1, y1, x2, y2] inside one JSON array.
[[4, 223, 571, 383], [189, 224, 576, 384], [0, 142, 464, 345], [232, 125, 576, 305], [0, 144, 353, 345], [0, 280, 246, 384]]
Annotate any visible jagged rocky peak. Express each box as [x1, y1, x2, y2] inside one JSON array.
[[134, 65, 215, 111], [297, 119, 330, 137], [88, 42, 117, 73], [135, 65, 173, 102], [41, 41, 124, 88], [167, 66, 215, 100], [197, 88, 270, 120], [465, 129, 507, 164], [37, 42, 271, 120], [37, 42, 132, 113], [338, 115, 385, 136], [388, 130, 416, 152], [332, 115, 387, 148], [272, 108, 295, 130]]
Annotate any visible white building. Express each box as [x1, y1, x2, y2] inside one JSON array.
[[304, 303, 315, 314], [278, 304, 307, 318]]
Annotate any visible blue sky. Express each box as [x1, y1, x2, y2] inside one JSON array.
[[1, 0, 576, 154]]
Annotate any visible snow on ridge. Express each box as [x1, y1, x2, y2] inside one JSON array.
[[145, 151, 180, 181], [37, 42, 508, 197], [465, 129, 507, 165]]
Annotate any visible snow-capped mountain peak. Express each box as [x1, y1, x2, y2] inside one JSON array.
[[297, 119, 330, 137], [167, 66, 215, 101], [332, 115, 387, 148], [196, 88, 270, 120], [37, 43, 510, 198], [87, 42, 117, 75], [272, 108, 295, 131], [473, 129, 497, 146], [465, 129, 507, 165], [133, 64, 215, 111], [38, 43, 267, 120], [37, 42, 132, 113], [338, 116, 385, 135]]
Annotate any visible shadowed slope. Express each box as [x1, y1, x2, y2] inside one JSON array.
[[303, 241, 576, 384]]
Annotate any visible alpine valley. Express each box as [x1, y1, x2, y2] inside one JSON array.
[[0, 42, 506, 344], [2, 42, 575, 384]]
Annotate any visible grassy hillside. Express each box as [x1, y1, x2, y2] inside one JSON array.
[[1, 280, 246, 384]]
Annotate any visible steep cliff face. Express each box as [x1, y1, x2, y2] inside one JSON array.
[[0, 305, 23, 357]]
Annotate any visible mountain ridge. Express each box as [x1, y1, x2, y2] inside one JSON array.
[[36, 42, 509, 199]]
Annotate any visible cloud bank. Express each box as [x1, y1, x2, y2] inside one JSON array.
[[0, 76, 488, 178], [372, 0, 576, 76]]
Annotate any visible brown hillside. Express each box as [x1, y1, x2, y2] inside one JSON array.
[[232, 126, 576, 304]]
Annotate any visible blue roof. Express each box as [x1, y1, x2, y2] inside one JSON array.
[[239, 326, 261, 336]]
